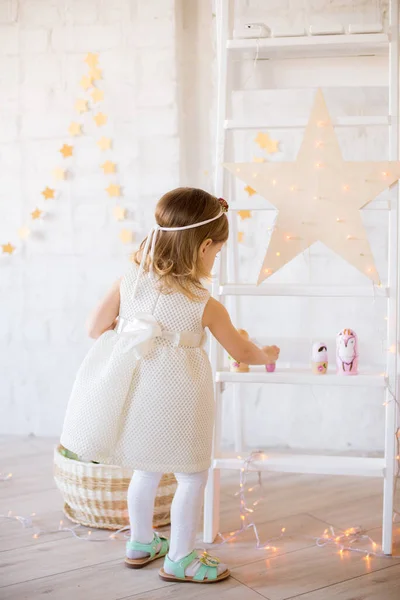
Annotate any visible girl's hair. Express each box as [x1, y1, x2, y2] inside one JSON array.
[[134, 187, 229, 299]]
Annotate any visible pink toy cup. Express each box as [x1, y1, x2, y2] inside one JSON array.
[[266, 363, 276, 373]]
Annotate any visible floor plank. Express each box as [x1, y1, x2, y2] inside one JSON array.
[[288, 562, 400, 600], [232, 545, 400, 600]]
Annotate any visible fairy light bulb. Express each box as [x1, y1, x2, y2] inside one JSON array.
[[382, 171, 390, 177], [343, 184, 350, 191], [317, 120, 326, 128], [272, 179, 277, 186], [315, 162, 323, 168], [315, 141, 323, 148], [276, 252, 280, 257]]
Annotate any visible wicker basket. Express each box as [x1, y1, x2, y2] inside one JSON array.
[[54, 447, 177, 530]]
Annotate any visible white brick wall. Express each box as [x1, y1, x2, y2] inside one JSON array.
[[0, 0, 394, 454], [0, 0, 179, 436]]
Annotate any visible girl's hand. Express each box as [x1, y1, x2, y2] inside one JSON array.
[[262, 345, 280, 363]]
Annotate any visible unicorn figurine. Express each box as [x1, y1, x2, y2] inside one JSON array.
[[336, 328, 358, 375]]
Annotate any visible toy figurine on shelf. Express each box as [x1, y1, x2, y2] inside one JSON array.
[[262, 346, 276, 372], [228, 329, 250, 372], [336, 328, 358, 375], [311, 342, 328, 374]]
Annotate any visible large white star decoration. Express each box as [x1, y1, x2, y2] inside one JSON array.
[[224, 89, 400, 285]]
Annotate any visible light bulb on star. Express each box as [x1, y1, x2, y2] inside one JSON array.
[[59, 144, 73, 158], [2, 242, 15, 254], [106, 184, 121, 197], [97, 137, 112, 151], [94, 112, 107, 127], [224, 89, 400, 285], [101, 161, 116, 175], [74, 99, 88, 114], [68, 122, 82, 137], [41, 187, 55, 200]]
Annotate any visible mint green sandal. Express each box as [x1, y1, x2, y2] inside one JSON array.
[[125, 533, 169, 569], [159, 550, 230, 583]]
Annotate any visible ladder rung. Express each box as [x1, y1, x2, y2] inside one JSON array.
[[216, 368, 386, 388], [226, 33, 389, 59], [219, 283, 388, 298], [213, 454, 385, 478], [225, 116, 390, 130]]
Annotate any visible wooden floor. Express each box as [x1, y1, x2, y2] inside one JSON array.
[[1, 437, 400, 600]]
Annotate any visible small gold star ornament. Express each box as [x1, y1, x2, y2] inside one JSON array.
[[53, 168, 66, 181], [101, 161, 116, 174], [31, 208, 43, 220], [60, 144, 73, 158], [238, 210, 252, 220], [244, 185, 256, 196], [91, 88, 104, 103], [84, 52, 99, 69], [18, 226, 31, 240], [106, 184, 121, 197], [94, 112, 107, 127], [68, 122, 82, 137], [119, 229, 133, 244], [80, 75, 94, 91], [89, 67, 102, 80], [75, 99, 88, 114], [237, 232, 244, 243], [113, 206, 126, 221], [97, 137, 112, 151], [2, 242, 15, 254], [255, 132, 280, 154], [42, 187, 55, 200]]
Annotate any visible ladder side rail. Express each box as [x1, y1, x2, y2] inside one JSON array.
[[382, 0, 399, 556]]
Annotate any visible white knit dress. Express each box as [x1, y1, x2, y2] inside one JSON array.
[[61, 263, 215, 474]]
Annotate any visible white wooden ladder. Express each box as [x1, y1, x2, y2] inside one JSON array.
[[203, 0, 400, 556]]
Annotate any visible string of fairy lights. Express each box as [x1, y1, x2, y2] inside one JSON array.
[[1, 52, 134, 257]]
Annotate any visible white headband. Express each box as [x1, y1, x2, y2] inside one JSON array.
[[132, 210, 225, 299]]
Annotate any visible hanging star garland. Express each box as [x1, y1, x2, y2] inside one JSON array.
[[254, 132, 280, 154], [60, 144, 73, 158], [31, 208, 43, 220], [106, 184, 121, 198], [91, 88, 104, 104], [244, 185, 256, 197], [113, 206, 126, 221], [68, 122, 82, 137], [97, 137, 112, 151], [18, 227, 31, 240], [80, 75, 94, 91], [89, 67, 102, 81], [2, 243, 15, 254], [225, 89, 400, 285], [75, 99, 88, 114], [41, 187, 55, 200], [94, 112, 107, 127], [119, 229, 133, 244], [84, 52, 99, 69], [53, 168, 66, 181], [101, 161, 116, 174]]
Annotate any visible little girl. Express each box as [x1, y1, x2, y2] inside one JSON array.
[[61, 187, 279, 584]]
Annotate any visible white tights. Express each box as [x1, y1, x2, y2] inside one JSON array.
[[127, 470, 208, 562]]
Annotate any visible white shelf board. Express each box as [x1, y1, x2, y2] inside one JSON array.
[[214, 455, 385, 477], [219, 283, 388, 298], [225, 116, 389, 130], [227, 33, 389, 59], [216, 367, 386, 387]]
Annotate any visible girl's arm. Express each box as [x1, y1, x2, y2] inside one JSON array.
[[203, 297, 280, 365], [87, 279, 121, 339]]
